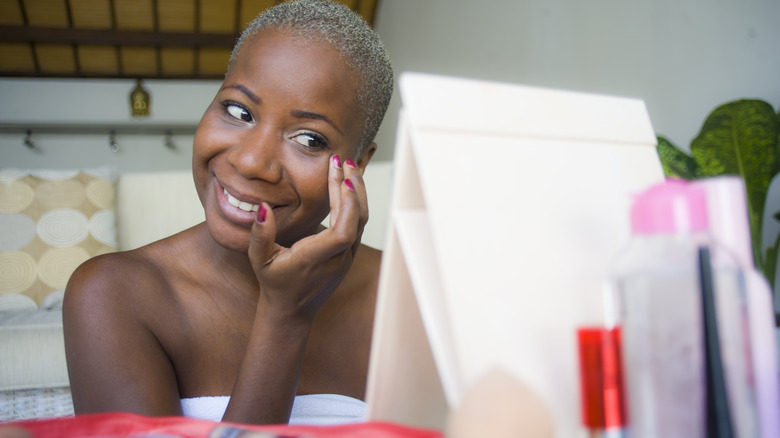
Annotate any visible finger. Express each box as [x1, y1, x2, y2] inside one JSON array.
[[327, 173, 363, 255], [248, 202, 279, 272], [343, 158, 369, 255], [291, 157, 365, 264], [327, 155, 344, 228], [292, 174, 361, 265], [343, 158, 369, 228]]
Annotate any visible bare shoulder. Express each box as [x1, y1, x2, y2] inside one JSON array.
[[62, 230, 199, 414], [62, 237, 182, 368], [353, 243, 382, 281], [340, 242, 382, 302], [64, 245, 169, 318], [318, 242, 381, 329], [64, 225, 206, 315]]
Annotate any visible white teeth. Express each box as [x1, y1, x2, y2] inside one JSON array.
[[223, 188, 260, 212]]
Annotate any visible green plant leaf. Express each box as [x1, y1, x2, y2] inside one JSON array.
[[691, 99, 780, 267], [775, 106, 780, 176], [656, 136, 699, 180]]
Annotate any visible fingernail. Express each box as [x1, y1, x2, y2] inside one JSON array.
[[344, 178, 355, 191], [332, 155, 342, 169], [256, 203, 267, 223], [345, 158, 357, 168]]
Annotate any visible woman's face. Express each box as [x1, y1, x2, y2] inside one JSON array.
[[193, 29, 373, 251]]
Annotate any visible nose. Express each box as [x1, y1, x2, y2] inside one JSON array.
[[226, 126, 283, 183]]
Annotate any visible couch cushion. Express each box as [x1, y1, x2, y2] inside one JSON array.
[[0, 292, 68, 391], [0, 168, 118, 305], [116, 171, 204, 251]]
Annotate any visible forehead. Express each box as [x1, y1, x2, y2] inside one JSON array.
[[227, 30, 363, 141]]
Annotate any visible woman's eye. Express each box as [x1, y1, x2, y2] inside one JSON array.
[[224, 103, 252, 122], [291, 132, 329, 150]]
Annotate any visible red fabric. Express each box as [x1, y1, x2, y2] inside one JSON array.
[[3, 413, 444, 438]]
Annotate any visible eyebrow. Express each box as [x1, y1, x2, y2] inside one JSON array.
[[222, 84, 261, 104], [290, 110, 344, 135]]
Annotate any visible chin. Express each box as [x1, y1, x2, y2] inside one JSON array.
[[205, 212, 252, 253]]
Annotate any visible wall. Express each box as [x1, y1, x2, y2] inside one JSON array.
[[371, 0, 780, 299], [0, 78, 218, 171], [372, 0, 780, 157]]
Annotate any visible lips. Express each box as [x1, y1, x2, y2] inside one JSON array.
[[213, 179, 276, 226], [223, 187, 260, 212]]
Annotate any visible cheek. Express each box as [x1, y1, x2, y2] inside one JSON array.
[[305, 169, 330, 201], [191, 133, 213, 187], [289, 159, 331, 210], [193, 116, 223, 160], [192, 118, 228, 202]]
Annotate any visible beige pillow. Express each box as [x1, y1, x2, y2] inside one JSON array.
[[0, 168, 117, 305]]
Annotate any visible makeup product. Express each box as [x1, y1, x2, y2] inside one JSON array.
[[577, 326, 626, 438], [694, 177, 780, 438], [608, 180, 758, 437]]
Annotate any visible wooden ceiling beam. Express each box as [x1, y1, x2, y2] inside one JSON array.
[[0, 70, 225, 80], [0, 25, 238, 48]]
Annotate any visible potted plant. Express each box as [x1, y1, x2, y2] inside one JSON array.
[[655, 99, 780, 315]]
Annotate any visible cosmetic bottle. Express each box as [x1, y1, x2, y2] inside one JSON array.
[[576, 325, 626, 438], [693, 176, 779, 438], [608, 179, 758, 437]]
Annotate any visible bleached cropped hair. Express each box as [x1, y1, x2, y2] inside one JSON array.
[[229, 0, 394, 153]]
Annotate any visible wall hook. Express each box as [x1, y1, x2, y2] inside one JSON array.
[[109, 130, 120, 153], [164, 130, 176, 150], [23, 130, 39, 152]]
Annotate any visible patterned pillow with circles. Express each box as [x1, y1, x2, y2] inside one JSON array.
[[0, 168, 117, 306]]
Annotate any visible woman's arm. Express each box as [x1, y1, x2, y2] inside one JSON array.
[[63, 255, 182, 416]]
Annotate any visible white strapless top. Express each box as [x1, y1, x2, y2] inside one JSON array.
[[180, 394, 366, 425]]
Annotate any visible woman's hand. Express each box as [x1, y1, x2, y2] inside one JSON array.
[[223, 155, 368, 423], [247, 154, 368, 323]]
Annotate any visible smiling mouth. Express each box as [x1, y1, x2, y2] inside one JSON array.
[[223, 188, 260, 212]]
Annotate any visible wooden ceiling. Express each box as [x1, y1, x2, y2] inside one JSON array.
[[0, 0, 380, 79]]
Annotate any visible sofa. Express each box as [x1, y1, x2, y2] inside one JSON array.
[[0, 162, 394, 421]]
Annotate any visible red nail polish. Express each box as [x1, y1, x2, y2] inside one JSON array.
[[332, 155, 342, 168], [344, 178, 355, 191], [345, 158, 357, 168], [256, 203, 267, 223]]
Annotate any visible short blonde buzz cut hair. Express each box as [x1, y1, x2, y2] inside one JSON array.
[[228, 0, 394, 155]]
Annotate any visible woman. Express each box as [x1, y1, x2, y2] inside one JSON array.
[[63, 0, 393, 426]]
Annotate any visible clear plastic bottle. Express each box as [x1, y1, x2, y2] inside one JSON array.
[[608, 179, 758, 437]]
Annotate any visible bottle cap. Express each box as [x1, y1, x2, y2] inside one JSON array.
[[630, 179, 709, 234]]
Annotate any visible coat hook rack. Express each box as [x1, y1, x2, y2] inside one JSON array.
[[0, 122, 197, 136], [1, 122, 197, 153]]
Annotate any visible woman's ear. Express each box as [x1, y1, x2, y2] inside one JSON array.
[[355, 142, 377, 173]]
